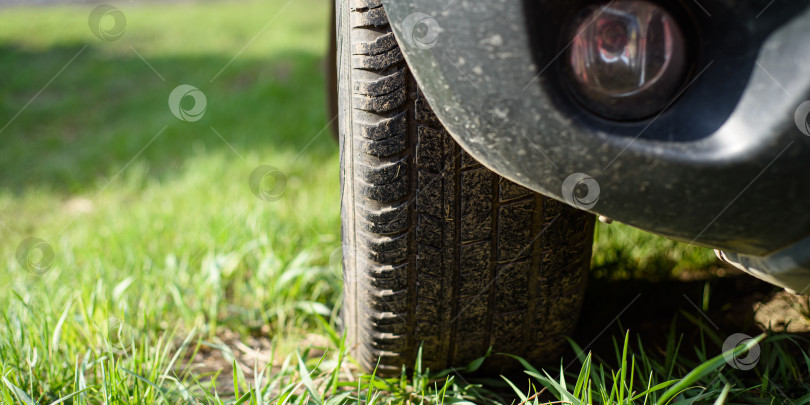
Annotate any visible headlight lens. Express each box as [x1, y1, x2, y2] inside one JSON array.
[[567, 0, 687, 120]]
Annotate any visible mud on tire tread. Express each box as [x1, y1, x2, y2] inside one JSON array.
[[338, 0, 595, 374]]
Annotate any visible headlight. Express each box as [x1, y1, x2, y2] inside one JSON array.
[[567, 0, 688, 120]]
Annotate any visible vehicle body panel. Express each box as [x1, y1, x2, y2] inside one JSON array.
[[381, 0, 810, 256]]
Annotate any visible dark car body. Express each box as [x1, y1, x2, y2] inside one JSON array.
[[379, 0, 810, 292]]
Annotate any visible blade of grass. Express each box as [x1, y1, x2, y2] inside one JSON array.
[[1, 377, 35, 405], [656, 334, 765, 405], [297, 351, 323, 405], [711, 384, 731, 405]]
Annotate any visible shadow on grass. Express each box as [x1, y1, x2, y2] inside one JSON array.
[[486, 271, 808, 402], [574, 271, 806, 362], [0, 43, 336, 194]]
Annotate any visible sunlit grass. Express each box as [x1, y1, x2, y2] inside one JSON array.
[[0, 0, 341, 399], [592, 222, 718, 280]]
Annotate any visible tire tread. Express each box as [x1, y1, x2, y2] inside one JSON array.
[[340, 0, 594, 373]]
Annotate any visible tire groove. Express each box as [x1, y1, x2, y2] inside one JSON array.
[[486, 170, 500, 355], [450, 140, 461, 366], [405, 64, 418, 367]]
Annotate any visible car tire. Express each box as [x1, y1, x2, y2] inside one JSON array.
[[337, 0, 596, 374]]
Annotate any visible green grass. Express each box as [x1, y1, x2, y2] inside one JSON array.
[[0, 0, 806, 403]]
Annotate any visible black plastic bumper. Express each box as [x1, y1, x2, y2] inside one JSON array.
[[382, 0, 810, 256]]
